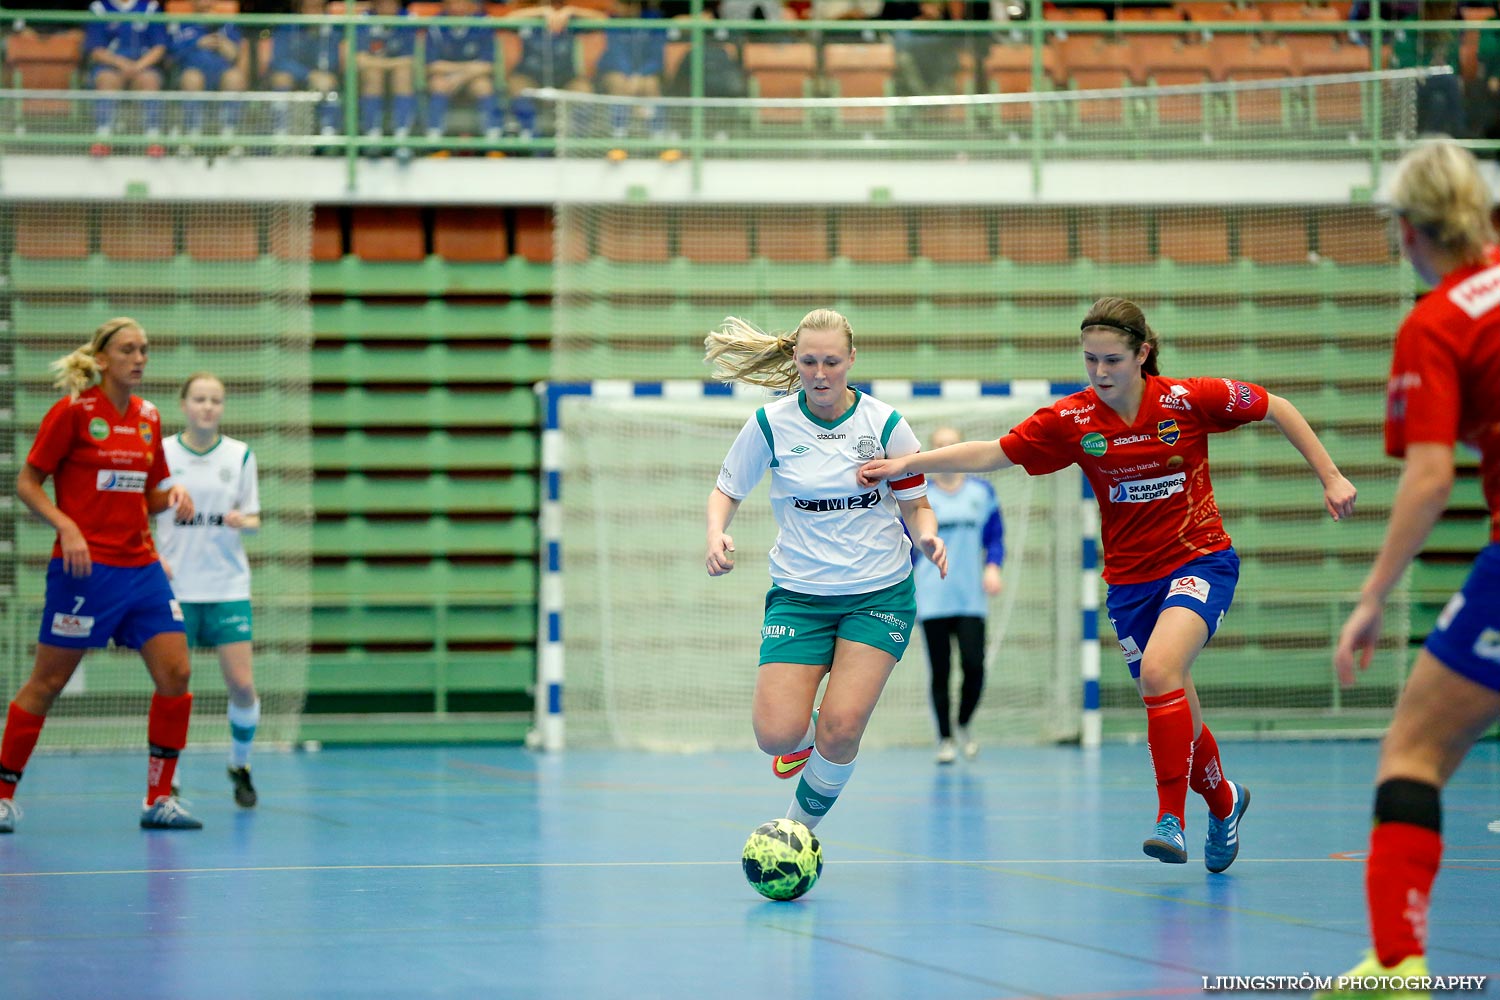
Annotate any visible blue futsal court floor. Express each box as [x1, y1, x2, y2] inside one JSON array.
[[2, 741, 1497, 1000]]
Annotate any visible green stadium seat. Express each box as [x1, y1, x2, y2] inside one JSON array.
[[312, 603, 534, 644], [310, 430, 537, 472], [313, 299, 550, 341], [307, 649, 534, 695], [311, 343, 550, 384], [311, 474, 538, 514], [311, 387, 537, 428], [311, 516, 535, 558]]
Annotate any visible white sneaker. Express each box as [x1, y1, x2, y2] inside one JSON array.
[[0, 797, 21, 833], [935, 738, 957, 764], [957, 726, 979, 759]]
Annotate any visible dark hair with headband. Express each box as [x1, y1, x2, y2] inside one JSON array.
[[1080, 296, 1160, 376]]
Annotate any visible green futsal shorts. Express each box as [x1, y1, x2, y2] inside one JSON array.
[[758, 574, 917, 665], [180, 599, 253, 649]]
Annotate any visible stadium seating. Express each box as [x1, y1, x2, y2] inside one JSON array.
[[742, 42, 819, 125]]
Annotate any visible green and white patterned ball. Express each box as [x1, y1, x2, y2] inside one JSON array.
[[741, 818, 823, 901]]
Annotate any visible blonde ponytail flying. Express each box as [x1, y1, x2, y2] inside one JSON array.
[[703, 309, 854, 392], [50, 317, 140, 399]]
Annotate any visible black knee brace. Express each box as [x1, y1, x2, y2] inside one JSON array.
[[1374, 777, 1442, 834]]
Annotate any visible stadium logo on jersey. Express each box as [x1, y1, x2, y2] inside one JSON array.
[[853, 435, 880, 460], [1157, 419, 1180, 446], [96, 470, 147, 493], [793, 489, 881, 512], [1112, 434, 1153, 447], [88, 417, 110, 441], [50, 613, 94, 638], [138, 420, 153, 445], [1080, 432, 1107, 457], [816, 433, 845, 440], [1167, 575, 1211, 602], [1108, 472, 1185, 504], [1449, 263, 1500, 318]]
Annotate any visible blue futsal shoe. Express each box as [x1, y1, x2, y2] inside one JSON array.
[[140, 795, 203, 830], [1204, 781, 1251, 874], [1142, 813, 1188, 864]]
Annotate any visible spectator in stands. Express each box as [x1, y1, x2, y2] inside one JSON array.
[[85, 0, 169, 157], [859, 296, 1357, 872], [597, 0, 669, 137], [0, 318, 200, 835], [504, 0, 599, 139], [155, 373, 264, 811], [268, 0, 343, 139], [426, 0, 506, 146], [1373, 0, 1467, 136], [356, 0, 419, 159], [703, 309, 948, 833], [914, 425, 1003, 765], [168, 0, 250, 153], [1314, 138, 1500, 999], [886, 0, 967, 98]]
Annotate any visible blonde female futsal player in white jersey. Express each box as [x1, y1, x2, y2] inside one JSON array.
[[154, 373, 262, 808], [704, 308, 948, 830]]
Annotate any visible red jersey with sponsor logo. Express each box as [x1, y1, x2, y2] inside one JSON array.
[[1000, 374, 1270, 584], [26, 386, 170, 567], [1385, 247, 1500, 542]]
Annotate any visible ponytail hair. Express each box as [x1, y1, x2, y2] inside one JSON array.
[[1386, 138, 1494, 267], [1080, 296, 1161, 376], [50, 316, 141, 399], [704, 308, 854, 391]]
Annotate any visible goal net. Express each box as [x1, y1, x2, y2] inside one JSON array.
[[0, 91, 316, 751], [548, 69, 1429, 740], [550, 383, 1083, 751]]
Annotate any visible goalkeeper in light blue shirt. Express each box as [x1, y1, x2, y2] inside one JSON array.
[[913, 426, 1004, 763]]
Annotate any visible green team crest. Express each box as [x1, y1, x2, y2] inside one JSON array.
[[88, 417, 109, 441]]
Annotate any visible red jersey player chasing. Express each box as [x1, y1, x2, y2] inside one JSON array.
[[858, 296, 1357, 872], [0, 317, 202, 833], [1314, 141, 1500, 998]]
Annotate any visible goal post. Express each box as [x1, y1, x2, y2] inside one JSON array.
[[536, 378, 1095, 753]]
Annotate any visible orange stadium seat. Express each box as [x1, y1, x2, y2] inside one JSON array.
[[165, 0, 238, 11], [514, 206, 556, 264], [1045, 5, 1106, 24], [917, 208, 990, 264], [597, 208, 669, 263], [184, 206, 259, 261], [1290, 38, 1371, 127], [101, 205, 176, 260], [822, 43, 897, 126], [838, 208, 909, 264], [1059, 35, 1137, 124], [756, 207, 830, 262], [1118, 5, 1183, 22], [679, 210, 751, 264], [1137, 36, 1214, 123], [6, 29, 84, 116], [433, 207, 509, 262], [312, 205, 345, 261], [1179, 2, 1261, 24], [406, 1, 444, 15], [997, 208, 1070, 264], [1314, 207, 1393, 265], [351, 207, 425, 262], [1078, 209, 1152, 265], [15, 204, 90, 259], [1158, 208, 1230, 266], [742, 43, 818, 125], [1210, 34, 1293, 125], [984, 41, 1061, 126], [1238, 211, 1311, 265]]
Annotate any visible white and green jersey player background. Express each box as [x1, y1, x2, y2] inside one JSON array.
[[715, 388, 930, 596], [155, 432, 259, 604]]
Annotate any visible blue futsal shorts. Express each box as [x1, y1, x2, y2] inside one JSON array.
[[38, 559, 185, 650], [1423, 542, 1500, 693], [1105, 548, 1240, 680]]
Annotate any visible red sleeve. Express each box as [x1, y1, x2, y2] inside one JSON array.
[[147, 409, 170, 490], [1192, 376, 1271, 429], [998, 405, 1074, 476], [891, 472, 925, 491], [25, 397, 75, 475], [1385, 311, 1461, 457]]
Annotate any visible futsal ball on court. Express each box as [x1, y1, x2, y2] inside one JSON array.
[[741, 818, 823, 901]]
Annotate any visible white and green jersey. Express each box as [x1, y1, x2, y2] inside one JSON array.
[[716, 389, 928, 596], [154, 433, 259, 602]]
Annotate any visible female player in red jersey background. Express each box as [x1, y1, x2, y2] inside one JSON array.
[[0, 317, 202, 833], [1316, 140, 1500, 996], [859, 296, 1357, 872]]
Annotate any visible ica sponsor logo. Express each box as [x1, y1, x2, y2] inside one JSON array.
[[1167, 575, 1211, 602], [50, 613, 95, 638], [1080, 432, 1107, 457], [1157, 419, 1180, 446], [1108, 472, 1186, 504]]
